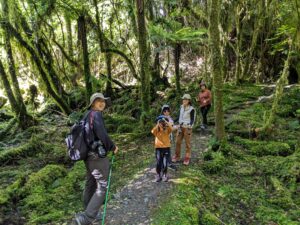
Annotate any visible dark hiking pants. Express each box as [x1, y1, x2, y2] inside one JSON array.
[[155, 148, 170, 175], [200, 104, 211, 126], [83, 154, 109, 219]]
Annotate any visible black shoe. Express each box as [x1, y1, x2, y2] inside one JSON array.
[[91, 212, 102, 224], [162, 174, 168, 182], [156, 174, 162, 182], [74, 213, 93, 225]]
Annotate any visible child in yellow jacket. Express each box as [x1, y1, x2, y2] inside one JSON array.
[[151, 116, 173, 182]]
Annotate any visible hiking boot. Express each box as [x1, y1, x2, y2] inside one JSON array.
[[183, 157, 190, 166], [168, 163, 177, 171], [155, 174, 162, 182], [162, 174, 168, 182], [91, 212, 102, 225], [172, 156, 180, 163], [74, 213, 93, 225]]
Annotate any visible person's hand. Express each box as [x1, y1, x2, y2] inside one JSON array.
[[113, 146, 118, 154], [166, 120, 172, 127]]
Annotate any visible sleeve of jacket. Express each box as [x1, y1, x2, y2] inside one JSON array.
[[92, 111, 116, 152], [151, 124, 159, 137]]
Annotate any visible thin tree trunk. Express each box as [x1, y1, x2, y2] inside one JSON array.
[[64, 12, 77, 86], [208, 0, 225, 142], [234, 4, 242, 84], [0, 60, 19, 115], [136, 0, 151, 120], [78, 15, 93, 101], [93, 0, 114, 96], [264, 51, 291, 131], [105, 52, 113, 96], [174, 43, 182, 95], [241, 0, 264, 80], [65, 13, 74, 58], [127, 0, 138, 38]]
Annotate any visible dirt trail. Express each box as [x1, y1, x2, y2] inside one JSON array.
[[105, 132, 211, 225]]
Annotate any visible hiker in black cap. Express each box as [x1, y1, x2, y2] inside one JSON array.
[[73, 93, 118, 225], [161, 105, 177, 171]]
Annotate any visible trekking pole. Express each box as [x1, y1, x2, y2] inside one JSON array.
[[101, 154, 115, 225]]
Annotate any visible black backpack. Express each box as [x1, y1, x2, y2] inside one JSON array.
[[65, 111, 94, 161]]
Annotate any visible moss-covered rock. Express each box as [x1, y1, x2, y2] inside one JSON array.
[[233, 137, 293, 156], [24, 164, 67, 193], [250, 142, 292, 156]]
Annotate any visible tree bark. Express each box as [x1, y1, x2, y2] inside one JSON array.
[[105, 52, 113, 96], [0, 60, 19, 115], [78, 15, 93, 102], [208, 0, 226, 141], [234, 5, 242, 84], [264, 51, 291, 131], [93, 0, 114, 96], [174, 43, 182, 95], [136, 0, 151, 119], [241, 0, 265, 80]]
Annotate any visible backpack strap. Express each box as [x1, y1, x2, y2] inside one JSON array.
[[89, 111, 95, 130]]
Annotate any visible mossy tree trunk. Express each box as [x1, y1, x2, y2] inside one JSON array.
[[105, 52, 113, 96], [78, 14, 93, 102], [174, 43, 182, 95], [208, 0, 226, 142], [241, 0, 264, 81], [263, 51, 291, 131], [93, 0, 112, 96], [234, 4, 243, 85], [136, 0, 151, 123], [64, 12, 77, 87], [0, 60, 19, 116]]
